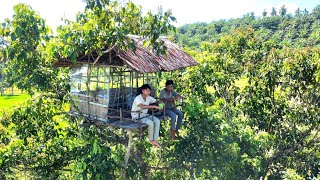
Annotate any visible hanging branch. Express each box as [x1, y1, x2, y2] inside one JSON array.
[[102, 44, 117, 54]]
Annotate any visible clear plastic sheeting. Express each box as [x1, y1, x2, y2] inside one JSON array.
[[70, 66, 111, 94], [69, 65, 158, 121], [70, 66, 88, 93]]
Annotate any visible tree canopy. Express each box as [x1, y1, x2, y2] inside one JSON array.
[[0, 1, 319, 179], [175, 4, 320, 49]]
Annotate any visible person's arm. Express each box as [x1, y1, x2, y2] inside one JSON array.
[[139, 96, 162, 109], [149, 96, 165, 106], [172, 90, 182, 100], [162, 97, 176, 102], [138, 103, 162, 110]]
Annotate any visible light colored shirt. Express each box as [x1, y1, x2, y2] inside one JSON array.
[[131, 94, 156, 119], [159, 88, 179, 109]]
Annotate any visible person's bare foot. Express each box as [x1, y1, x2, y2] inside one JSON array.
[[150, 140, 161, 148], [150, 140, 156, 146], [175, 130, 180, 138], [170, 129, 177, 140]]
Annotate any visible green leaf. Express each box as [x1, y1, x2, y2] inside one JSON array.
[[8, 48, 15, 59], [63, 45, 70, 56], [81, 162, 87, 170], [11, 33, 16, 41], [71, 51, 77, 63], [169, 16, 176, 22], [93, 141, 98, 154], [21, 51, 27, 59]]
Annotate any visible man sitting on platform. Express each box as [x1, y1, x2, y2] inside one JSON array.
[[160, 80, 184, 140]]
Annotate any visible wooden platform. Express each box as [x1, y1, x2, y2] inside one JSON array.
[[69, 111, 167, 130], [94, 120, 148, 129]]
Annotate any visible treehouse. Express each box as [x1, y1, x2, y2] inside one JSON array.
[[54, 36, 198, 130]]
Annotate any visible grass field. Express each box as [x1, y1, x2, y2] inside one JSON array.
[[0, 94, 30, 115]]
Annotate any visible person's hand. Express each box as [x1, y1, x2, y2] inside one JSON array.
[[154, 105, 163, 110], [172, 96, 181, 101]]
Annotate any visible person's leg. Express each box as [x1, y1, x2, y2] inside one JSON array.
[[165, 109, 178, 139], [172, 108, 184, 130], [140, 117, 154, 141], [146, 116, 160, 140], [166, 109, 177, 130]]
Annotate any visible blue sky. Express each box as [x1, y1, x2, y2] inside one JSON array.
[[0, 0, 319, 30]]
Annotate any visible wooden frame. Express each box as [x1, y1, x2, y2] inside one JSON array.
[[70, 65, 165, 130]]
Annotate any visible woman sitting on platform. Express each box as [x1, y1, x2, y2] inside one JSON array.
[[131, 84, 163, 148]]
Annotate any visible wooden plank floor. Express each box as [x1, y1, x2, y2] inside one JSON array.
[[70, 111, 167, 130]]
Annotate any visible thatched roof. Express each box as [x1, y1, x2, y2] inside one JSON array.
[[54, 36, 198, 73]]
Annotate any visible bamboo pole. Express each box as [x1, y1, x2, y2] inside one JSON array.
[[120, 108, 123, 122]]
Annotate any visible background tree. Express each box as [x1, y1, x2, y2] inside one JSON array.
[[303, 8, 309, 16], [167, 28, 320, 179], [295, 8, 301, 17], [262, 9, 268, 17], [0, 4, 67, 96], [271, 7, 278, 16], [279, 5, 288, 17], [0, 37, 5, 95], [174, 4, 320, 50], [249, 11, 255, 20], [311, 4, 320, 19]]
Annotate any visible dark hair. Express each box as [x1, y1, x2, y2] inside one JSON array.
[[136, 84, 151, 96], [165, 80, 174, 86]]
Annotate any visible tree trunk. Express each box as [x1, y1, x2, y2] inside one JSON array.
[[122, 130, 133, 178], [86, 54, 91, 116], [0, 75, 3, 96]]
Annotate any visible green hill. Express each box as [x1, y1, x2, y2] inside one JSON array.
[[174, 4, 320, 49]]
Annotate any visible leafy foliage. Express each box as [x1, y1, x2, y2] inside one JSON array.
[[168, 28, 320, 179], [54, 0, 176, 62], [0, 4, 68, 96], [0, 1, 319, 179]]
